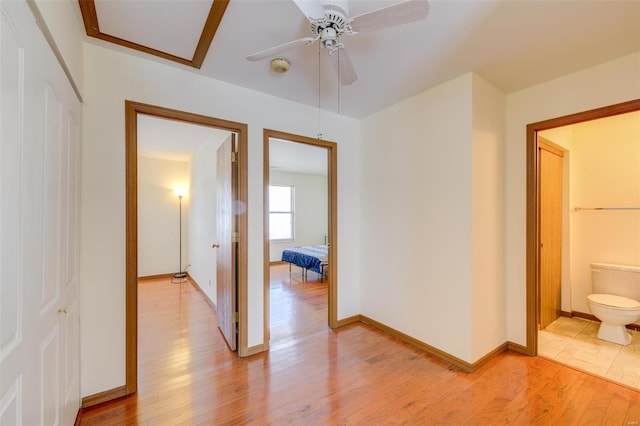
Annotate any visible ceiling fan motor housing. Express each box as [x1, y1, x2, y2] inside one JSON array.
[[310, 3, 350, 47]]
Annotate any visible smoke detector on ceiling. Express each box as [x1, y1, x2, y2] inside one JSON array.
[[270, 57, 290, 73]]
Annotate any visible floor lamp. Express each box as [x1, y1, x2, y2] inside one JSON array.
[[172, 186, 188, 284]]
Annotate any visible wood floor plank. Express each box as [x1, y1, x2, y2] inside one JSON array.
[[79, 265, 640, 425]]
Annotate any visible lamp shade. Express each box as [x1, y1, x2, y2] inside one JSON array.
[[174, 186, 188, 198]]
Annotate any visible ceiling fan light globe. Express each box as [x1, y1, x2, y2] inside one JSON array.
[[270, 57, 290, 73], [323, 39, 337, 50]]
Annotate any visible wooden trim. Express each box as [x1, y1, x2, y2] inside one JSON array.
[[245, 343, 269, 357], [525, 99, 640, 357], [571, 310, 598, 322], [263, 129, 339, 348], [269, 260, 287, 266], [538, 137, 565, 157], [192, 0, 230, 68], [81, 385, 127, 408], [526, 117, 538, 357], [327, 136, 338, 329], [529, 99, 640, 133], [360, 315, 515, 372], [472, 342, 510, 371], [188, 274, 219, 314], [186, 273, 202, 292], [263, 133, 271, 349], [265, 129, 339, 150], [77, 0, 229, 69], [124, 102, 138, 395], [571, 310, 640, 331], [336, 315, 362, 327], [92, 33, 195, 66], [77, 0, 99, 36], [560, 310, 572, 318], [138, 273, 176, 281], [236, 118, 249, 358], [507, 342, 528, 355], [125, 101, 249, 399], [359, 315, 474, 373]]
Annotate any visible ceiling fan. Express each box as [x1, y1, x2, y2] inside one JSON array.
[[246, 0, 430, 86]]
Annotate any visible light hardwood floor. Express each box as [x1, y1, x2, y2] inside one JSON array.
[[79, 265, 640, 424]]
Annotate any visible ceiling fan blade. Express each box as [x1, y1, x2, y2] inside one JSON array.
[[329, 48, 357, 86], [246, 37, 318, 61], [292, 0, 325, 20], [350, 0, 430, 33]]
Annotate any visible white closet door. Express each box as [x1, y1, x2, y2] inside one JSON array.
[[0, 1, 81, 425]]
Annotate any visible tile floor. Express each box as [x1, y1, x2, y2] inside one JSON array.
[[538, 316, 640, 389]]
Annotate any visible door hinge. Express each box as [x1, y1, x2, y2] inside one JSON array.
[[231, 152, 238, 163], [232, 232, 239, 243], [232, 312, 238, 323]]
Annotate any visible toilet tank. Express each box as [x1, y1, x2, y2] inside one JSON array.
[[591, 263, 640, 300]]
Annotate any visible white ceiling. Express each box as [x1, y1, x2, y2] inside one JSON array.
[[86, 0, 640, 119], [111, 0, 640, 164], [94, 0, 211, 59]]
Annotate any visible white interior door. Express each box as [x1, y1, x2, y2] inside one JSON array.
[[0, 2, 81, 424]]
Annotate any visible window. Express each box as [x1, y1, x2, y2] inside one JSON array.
[[269, 185, 294, 240]]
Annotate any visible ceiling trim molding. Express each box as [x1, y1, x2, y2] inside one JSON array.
[[78, 0, 229, 69]]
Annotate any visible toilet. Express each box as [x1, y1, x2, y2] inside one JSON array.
[[587, 263, 640, 345]]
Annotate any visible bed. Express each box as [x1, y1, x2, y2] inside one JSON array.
[[281, 245, 328, 282]]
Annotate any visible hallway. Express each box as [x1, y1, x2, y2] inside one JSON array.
[[78, 276, 640, 424]]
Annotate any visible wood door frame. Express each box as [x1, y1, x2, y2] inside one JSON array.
[[124, 101, 249, 395], [525, 99, 640, 356], [263, 129, 338, 348]]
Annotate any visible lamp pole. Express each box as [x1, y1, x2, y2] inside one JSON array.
[[175, 193, 186, 280]]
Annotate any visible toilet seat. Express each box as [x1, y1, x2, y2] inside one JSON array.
[[587, 293, 640, 310]]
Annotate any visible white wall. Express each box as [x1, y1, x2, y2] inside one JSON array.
[[269, 171, 328, 262], [359, 74, 475, 361], [80, 42, 360, 396], [31, 0, 85, 96], [569, 112, 640, 314], [470, 75, 506, 361], [138, 157, 190, 277], [505, 51, 640, 346], [188, 135, 230, 304], [357, 73, 507, 364]]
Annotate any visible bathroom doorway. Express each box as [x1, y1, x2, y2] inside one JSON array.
[[526, 99, 640, 356]]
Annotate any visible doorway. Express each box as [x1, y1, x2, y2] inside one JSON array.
[[525, 99, 640, 355], [263, 129, 338, 348], [124, 101, 249, 395]]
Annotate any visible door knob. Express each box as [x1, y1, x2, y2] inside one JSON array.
[[211, 243, 220, 248], [58, 307, 68, 314]]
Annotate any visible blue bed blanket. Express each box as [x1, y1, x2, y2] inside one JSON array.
[[281, 245, 328, 274]]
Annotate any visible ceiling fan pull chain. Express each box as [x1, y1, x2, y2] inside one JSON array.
[[337, 50, 341, 116], [317, 42, 322, 141]]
